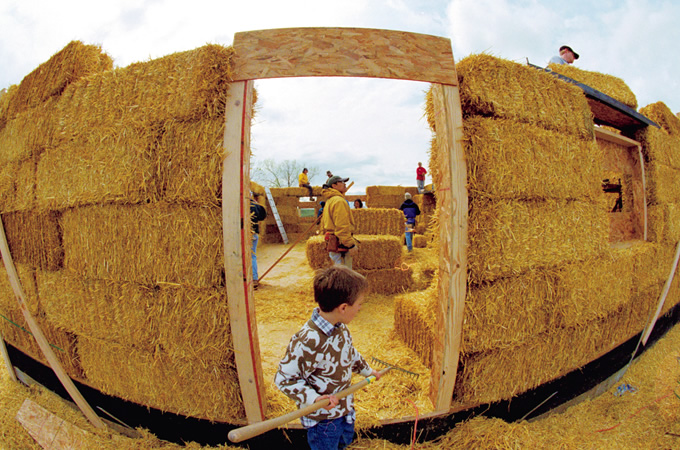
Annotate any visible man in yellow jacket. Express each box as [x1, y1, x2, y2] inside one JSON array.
[[299, 168, 314, 200], [322, 175, 358, 268]]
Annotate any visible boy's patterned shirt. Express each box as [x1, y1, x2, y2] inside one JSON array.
[[275, 307, 373, 427]]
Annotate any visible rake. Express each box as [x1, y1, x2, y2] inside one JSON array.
[[227, 357, 417, 443], [370, 356, 420, 379]]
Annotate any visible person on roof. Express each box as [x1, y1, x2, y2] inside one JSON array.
[[549, 45, 579, 65]]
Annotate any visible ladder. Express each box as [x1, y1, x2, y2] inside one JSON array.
[[264, 187, 289, 244]]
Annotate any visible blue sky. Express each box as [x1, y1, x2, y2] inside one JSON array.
[[1, 0, 678, 193]]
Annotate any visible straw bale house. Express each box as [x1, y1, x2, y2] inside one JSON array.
[[1, 29, 679, 444]]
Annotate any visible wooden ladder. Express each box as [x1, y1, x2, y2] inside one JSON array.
[[264, 187, 289, 244]]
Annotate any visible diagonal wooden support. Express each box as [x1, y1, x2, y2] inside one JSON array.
[[0, 215, 105, 429], [1, 331, 17, 382]]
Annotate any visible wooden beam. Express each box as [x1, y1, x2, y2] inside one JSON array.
[[232, 27, 457, 85], [594, 127, 641, 148], [430, 83, 468, 411], [0, 216, 105, 429], [222, 80, 266, 423]]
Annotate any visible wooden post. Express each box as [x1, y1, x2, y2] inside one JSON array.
[[430, 83, 468, 411], [222, 80, 266, 423], [0, 216, 105, 429]]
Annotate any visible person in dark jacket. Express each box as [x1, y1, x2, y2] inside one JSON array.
[[399, 192, 420, 252], [250, 193, 267, 288]]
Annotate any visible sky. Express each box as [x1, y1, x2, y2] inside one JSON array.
[[1, 0, 678, 194]]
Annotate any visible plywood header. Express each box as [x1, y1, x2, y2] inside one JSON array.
[[232, 27, 458, 85]]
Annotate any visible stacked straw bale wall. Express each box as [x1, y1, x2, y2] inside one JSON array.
[[0, 43, 246, 422], [395, 53, 680, 408]]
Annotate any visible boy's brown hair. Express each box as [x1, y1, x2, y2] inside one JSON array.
[[313, 266, 368, 312]]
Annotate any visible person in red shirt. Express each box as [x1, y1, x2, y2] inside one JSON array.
[[416, 162, 427, 194]]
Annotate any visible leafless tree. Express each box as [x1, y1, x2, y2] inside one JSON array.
[[251, 159, 320, 188]]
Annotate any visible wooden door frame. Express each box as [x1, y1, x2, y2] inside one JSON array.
[[222, 27, 468, 423]]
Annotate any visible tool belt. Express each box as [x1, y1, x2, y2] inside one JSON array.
[[325, 232, 351, 253]]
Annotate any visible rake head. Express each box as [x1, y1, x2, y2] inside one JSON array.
[[370, 357, 420, 379]]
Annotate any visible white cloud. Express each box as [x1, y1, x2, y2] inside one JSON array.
[[1, 0, 678, 194]]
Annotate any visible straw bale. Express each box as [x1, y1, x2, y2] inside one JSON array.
[[269, 196, 300, 208], [468, 198, 609, 284], [352, 208, 403, 236], [0, 84, 16, 130], [35, 124, 160, 209], [464, 117, 603, 201], [647, 203, 680, 243], [0, 305, 82, 379], [366, 194, 403, 209], [456, 54, 594, 140], [639, 101, 680, 136], [250, 180, 266, 197], [0, 97, 62, 165], [393, 287, 438, 368], [0, 263, 40, 315], [157, 118, 225, 205], [548, 63, 638, 108], [0, 161, 14, 213], [631, 242, 673, 294], [453, 284, 658, 407], [635, 120, 680, 169], [78, 336, 243, 423], [61, 203, 223, 287], [56, 44, 234, 139], [366, 186, 405, 196], [644, 161, 680, 205], [414, 193, 436, 214], [36, 271, 232, 361], [414, 235, 428, 248], [1, 210, 63, 271], [4, 41, 112, 120], [357, 267, 412, 295], [270, 187, 317, 197], [306, 235, 403, 270], [664, 272, 680, 314]]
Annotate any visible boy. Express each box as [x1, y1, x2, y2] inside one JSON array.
[[275, 266, 380, 450]]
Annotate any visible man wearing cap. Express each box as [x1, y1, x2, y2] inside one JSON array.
[[549, 45, 579, 65], [321, 175, 358, 268]]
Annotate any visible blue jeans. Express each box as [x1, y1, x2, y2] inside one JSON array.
[[417, 179, 425, 193], [329, 251, 352, 269], [251, 233, 259, 281], [307, 417, 355, 450], [405, 222, 415, 251]]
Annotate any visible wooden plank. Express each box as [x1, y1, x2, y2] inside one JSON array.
[[1, 332, 17, 382], [641, 241, 680, 345], [16, 398, 91, 449], [232, 27, 457, 85], [0, 217, 105, 430], [594, 127, 641, 148], [430, 83, 468, 411], [222, 80, 266, 423]]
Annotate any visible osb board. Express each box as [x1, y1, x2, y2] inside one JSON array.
[[16, 398, 91, 449], [232, 27, 457, 84]]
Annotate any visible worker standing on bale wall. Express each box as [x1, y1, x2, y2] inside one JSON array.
[[322, 176, 358, 269]]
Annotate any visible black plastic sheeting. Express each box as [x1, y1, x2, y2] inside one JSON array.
[[6, 301, 680, 449]]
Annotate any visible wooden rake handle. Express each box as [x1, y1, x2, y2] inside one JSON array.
[[227, 367, 391, 443]]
